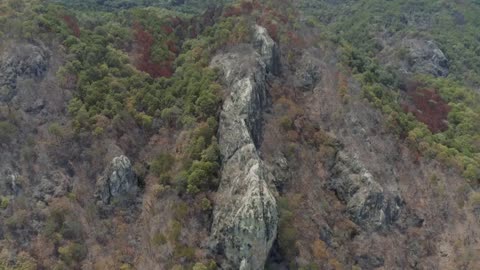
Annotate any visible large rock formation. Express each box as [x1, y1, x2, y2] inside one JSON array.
[[95, 155, 138, 205], [328, 151, 403, 231], [209, 26, 278, 270], [253, 25, 280, 76]]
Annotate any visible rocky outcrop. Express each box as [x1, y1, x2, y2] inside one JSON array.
[[328, 151, 403, 231], [33, 171, 72, 203], [95, 155, 138, 205], [0, 43, 49, 102], [0, 168, 20, 196], [209, 26, 279, 270], [402, 38, 449, 77], [253, 25, 280, 76], [293, 51, 321, 91]]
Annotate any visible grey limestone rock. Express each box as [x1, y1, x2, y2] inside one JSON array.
[[402, 38, 449, 77], [0, 43, 49, 102], [253, 25, 280, 76], [328, 151, 403, 231], [33, 171, 72, 203], [0, 168, 20, 196], [95, 155, 137, 205], [209, 25, 279, 270]]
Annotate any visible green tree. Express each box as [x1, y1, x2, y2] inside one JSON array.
[[151, 153, 175, 176]]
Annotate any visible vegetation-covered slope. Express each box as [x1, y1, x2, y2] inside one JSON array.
[[1, 0, 480, 269], [299, 0, 480, 183]]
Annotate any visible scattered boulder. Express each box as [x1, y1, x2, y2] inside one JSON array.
[[33, 171, 72, 202], [95, 155, 138, 205], [328, 151, 403, 231], [401, 38, 449, 77], [0, 43, 49, 102], [293, 51, 321, 91]]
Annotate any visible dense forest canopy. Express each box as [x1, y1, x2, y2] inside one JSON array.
[[49, 0, 233, 13]]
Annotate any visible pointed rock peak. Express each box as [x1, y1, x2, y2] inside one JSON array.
[[95, 155, 138, 206], [254, 25, 280, 76]]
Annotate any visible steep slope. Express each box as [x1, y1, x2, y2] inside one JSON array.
[[262, 45, 480, 268], [1, 0, 480, 269]]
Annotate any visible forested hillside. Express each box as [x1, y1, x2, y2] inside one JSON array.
[[300, 0, 480, 182], [1, 0, 480, 269]]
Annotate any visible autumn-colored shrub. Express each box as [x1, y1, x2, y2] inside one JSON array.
[[62, 15, 80, 37], [223, 6, 243, 17], [279, 116, 294, 131], [133, 22, 173, 78], [311, 240, 329, 260], [403, 82, 450, 133]]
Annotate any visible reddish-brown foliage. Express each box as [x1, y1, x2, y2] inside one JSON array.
[[166, 40, 179, 54], [161, 25, 174, 35], [403, 82, 450, 133], [223, 6, 243, 17], [264, 21, 278, 41], [133, 22, 173, 78], [170, 16, 182, 27], [287, 31, 305, 47], [240, 1, 254, 13], [222, 0, 256, 17], [62, 15, 80, 37]]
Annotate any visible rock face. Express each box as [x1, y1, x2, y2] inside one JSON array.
[[0, 43, 49, 102], [328, 151, 403, 231], [402, 38, 449, 77], [34, 171, 72, 203], [253, 25, 280, 76], [95, 155, 138, 205], [0, 168, 20, 196], [209, 26, 278, 270]]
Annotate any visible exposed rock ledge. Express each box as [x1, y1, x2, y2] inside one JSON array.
[[328, 151, 403, 231], [209, 26, 278, 270]]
